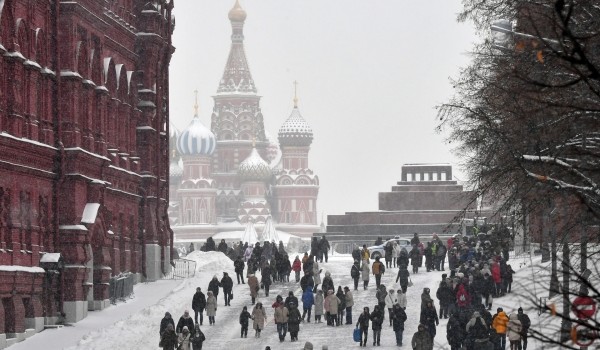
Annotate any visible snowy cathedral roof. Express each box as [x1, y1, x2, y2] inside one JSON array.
[[278, 107, 313, 147], [238, 147, 272, 181], [177, 115, 216, 156]]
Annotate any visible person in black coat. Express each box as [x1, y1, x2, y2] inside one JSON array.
[[217, 239, 228, 254], [284, 290, 299, 309], [192, 288, 206, 325], [234, 256, 245, 284], [220, 272, 234, 306], [239, 306, 252, 338], [319, 235, 331, 263], [300, 271, 314, 293], [351, 260, 361, 291], [176, 310, 195, 336], [419, 301, 439, 340], [447, 311, 466, 350], [160, 323, 178, 350], [436, 278, 455, 319], [395, 265, 410, 293], [311, 237, 321, 262], [391, 304, 407, 347], [356, 307, 371, 347], [370, 305, 383, 346], [160, 311, 175, 337], [208, 276, 220, 300], [261, 262, 272, 297]]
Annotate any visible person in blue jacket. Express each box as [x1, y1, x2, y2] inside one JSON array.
[[301, 288, 314, 322]]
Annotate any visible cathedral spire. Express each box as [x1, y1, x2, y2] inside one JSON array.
[[193, 90, 199, 117], [218, 0, 256, 95], [293, 80, 299, 108]]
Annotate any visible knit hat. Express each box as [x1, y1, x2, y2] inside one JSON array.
[[303, 341, 314, 350], [518, 307, 523, 313], [182, 326, 189, 332]]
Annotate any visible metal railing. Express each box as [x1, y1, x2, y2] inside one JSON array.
[[163, 258, 197, 279], [109, 272, 135, 304]]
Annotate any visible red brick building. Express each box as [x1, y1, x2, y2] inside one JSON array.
[[0, 0, 174, 347]]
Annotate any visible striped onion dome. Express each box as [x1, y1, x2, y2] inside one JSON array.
[[169, 158, 183, 178], [238, 148, 272, 181], [278, 107, 313, 147], [176, 115, 216, 156]]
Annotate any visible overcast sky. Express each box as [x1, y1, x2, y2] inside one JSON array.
[[169, 0, 479, 223]]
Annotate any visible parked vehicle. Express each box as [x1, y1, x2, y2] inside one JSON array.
[[368, 237, 411, 259]]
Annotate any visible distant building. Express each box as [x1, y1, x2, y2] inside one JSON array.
[[327, 164, 477, 240], [0, 0, 174, 345], [169, 1, 320, 242]]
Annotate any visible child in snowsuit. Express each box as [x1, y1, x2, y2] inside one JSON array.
[[239, 306, 252, 338]]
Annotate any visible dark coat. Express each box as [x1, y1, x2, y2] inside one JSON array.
[[234, 258, 245, 273], [447, 314, 466, 346], [357, 312, 370, 329], [160, 315, 175, 336], [322, 276, 334, 293], [300, 274, 314, 292], [176, 315, 195, 335], [288, 307, 302, 333], [221, 274, 233, 293], [239, 310, 252, 327], [192, 291, 206, 311], [284, 295, 299, 309], [160, 329, 178, 350], [436, 281, 455, 306], [392, 306, 407, 332], [370, 310, 383, 331], [396, 268, 410, 285], [208, 278, 220, 297]]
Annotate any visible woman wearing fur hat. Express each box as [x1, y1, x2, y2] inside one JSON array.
[[205, 291, 217, 325]]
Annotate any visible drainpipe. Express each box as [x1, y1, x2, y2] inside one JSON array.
[[138, 186, 147, 280], [50, 0, 65, 317]]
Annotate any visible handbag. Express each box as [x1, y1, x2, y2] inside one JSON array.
[[353, 328, 362, 342], [408, 278, 414, 287], [230, 292, 234, 300]]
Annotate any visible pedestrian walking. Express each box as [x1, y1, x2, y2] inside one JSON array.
[[324, 289, 340, 326], [177, 326, 191, 350], [191, 287, 206, 326], [396, 288, 407, 310], [248, 273, 259, 305], [252, 302, 266, 338], [336, 286, 346, 325], [159, 323, 178, 350], [176, 310, 195, 336], [356, 307, 370, 347], [395, 264, 410, 293], [411, 323, 433, 350], [292, 256, 302, 282], [288, 302, 302, 341], [351, 260, 361, 291], [420, 301, 439, 340], [492, 307, 509, 350], [273, 295, 289, 342], [160, 312, 175, 337], [370, 305, 383, 346], [385, 289, 399, 326], [239, 306, 252, 338], [391, 303, 407, 346], [372, 256, 385, 288], [301, 288, 314, 322], [517, 307, 531, 350], [507, 313, 522, 350], [344, 286, 354, 324], [234, 256, 245, 284], [206, 291, 217, 325], [361, 259, 370, 290], [190, 324, 205, 350], [207, 275, 220, 301], [446, 311, 466, 350], [314, 289, 324, 323]]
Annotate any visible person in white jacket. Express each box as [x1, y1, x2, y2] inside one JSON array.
[[396, 288, 407, 310], [385, 289, 399, 326]]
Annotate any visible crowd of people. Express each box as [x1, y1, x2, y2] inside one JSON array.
[[159, 231, 528, 350]]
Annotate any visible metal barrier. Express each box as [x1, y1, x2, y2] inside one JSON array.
[[109, 272, 135, 304], [163, 259, 197, 279]]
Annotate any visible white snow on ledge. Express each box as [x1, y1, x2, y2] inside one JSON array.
[[0, 265, 45, 273], [59, 225, 88, 231], [40, 253, 62, 263], [64, 147, 111, 161], [81, 203, 101, 224], [0, 132, 57, 150]]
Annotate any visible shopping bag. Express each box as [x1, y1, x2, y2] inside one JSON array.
[[408, 278, 414, 287], [353, 328, 361, 342]]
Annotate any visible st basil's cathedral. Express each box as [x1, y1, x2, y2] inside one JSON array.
[[168, 1, 321, 243]]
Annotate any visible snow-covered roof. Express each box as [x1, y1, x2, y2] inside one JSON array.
[[81, 203, 100, 224], [0, 265, 45, 273], [40, 253, 62, 263], [238, 148, 271, 181], [278, 107, 313, 147]]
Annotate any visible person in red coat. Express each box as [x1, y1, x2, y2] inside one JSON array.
[[491, 261, 502, 297], [292, 256, 302, 282]]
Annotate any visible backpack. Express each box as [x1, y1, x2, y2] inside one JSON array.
[[351, 265, 360, 278], [471, 318, 489, 340]]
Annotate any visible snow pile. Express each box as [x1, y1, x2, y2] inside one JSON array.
[[184, 250, 234, 273]]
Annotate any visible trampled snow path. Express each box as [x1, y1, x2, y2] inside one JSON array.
[[11, 251, 546, 350]]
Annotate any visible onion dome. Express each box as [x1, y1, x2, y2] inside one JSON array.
[[228, 0, 247, 22], [278, 107, 313, 147], [169, 150, 183, 179], [238, 147, 272, 181], [177, 115, 216, 156]]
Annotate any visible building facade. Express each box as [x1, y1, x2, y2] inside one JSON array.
[[0, 0, 174, 347], [170, 1, 320, 241], [326, 164, 477, 241]]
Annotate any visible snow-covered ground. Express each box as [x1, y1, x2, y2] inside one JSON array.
[[10, 251, 559, 349]]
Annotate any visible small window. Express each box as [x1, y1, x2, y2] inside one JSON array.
[[424, 173, 429, 181], [415, 173, 421, 181], [406, 173, 413, 181], [441, 172, 447, 181], [432, 173, 438, 181]]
